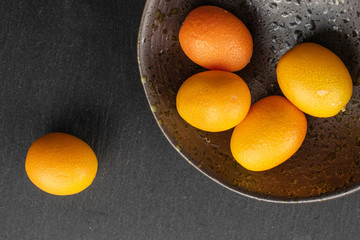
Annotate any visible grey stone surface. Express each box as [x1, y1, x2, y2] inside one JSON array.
[[1, 1, 360, 239]]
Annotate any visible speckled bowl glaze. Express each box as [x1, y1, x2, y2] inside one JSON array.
[[137, 0, 360, 203]]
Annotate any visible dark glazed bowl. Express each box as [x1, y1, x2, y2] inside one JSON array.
[[137, 0, 360, 203]]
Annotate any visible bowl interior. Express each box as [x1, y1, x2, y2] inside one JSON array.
[[138, 0, 360, 202]]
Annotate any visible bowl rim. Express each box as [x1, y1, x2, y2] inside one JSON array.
[[136, 0, 360, 204]]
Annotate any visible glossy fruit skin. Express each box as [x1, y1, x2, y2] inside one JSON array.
[[230, 96, 307, 172], [176, 70, 251, 132], [25, 132, 98, 195], [276, 42, 353, 118], [179, 5, 253, 72]]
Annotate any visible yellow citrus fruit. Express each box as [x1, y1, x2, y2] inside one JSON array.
[[25, 132, 98, 195], [179, 5, 253, 72], [230, 96, 307, 171], [277, 42, 353, 118], [176, 70, 251, 132]]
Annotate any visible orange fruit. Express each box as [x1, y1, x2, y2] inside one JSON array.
[[176, 70, 251, 132], [230, 96, 307, 171], [179, 5, 253, 72], [25, 132, 98, 195], [277, 42, 353, 118]]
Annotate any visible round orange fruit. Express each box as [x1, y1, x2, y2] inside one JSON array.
[[176, 70, 251, 132], [25, 132, 98, 195], [277, 42, 353, 118], [230, 96, 307, 171], [179, 5, 253, 72]]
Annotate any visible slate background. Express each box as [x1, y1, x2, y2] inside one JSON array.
[[1, 1, 360, 239]]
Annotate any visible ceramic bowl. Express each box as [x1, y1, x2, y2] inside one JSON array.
[[137, 0, 360, 203]]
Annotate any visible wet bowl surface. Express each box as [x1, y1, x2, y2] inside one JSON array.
[[137, 0, 360, 203]]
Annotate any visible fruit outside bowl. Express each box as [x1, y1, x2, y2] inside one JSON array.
[[137, 0, 360, 203]]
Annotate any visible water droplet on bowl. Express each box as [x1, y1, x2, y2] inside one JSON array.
[[328, 17, 336, 23], [281, 12, 289, 18], [343, 17, 350, 23], [294, 30, 303, 40], [272, 36, 278, 43], [269, 3, 278, 10], [272, 21, 280, 31], [289, 22, 298, 28], [353, 30, 359, 37], [295, 16, 302, 24], [305, 20, 316, 30]]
